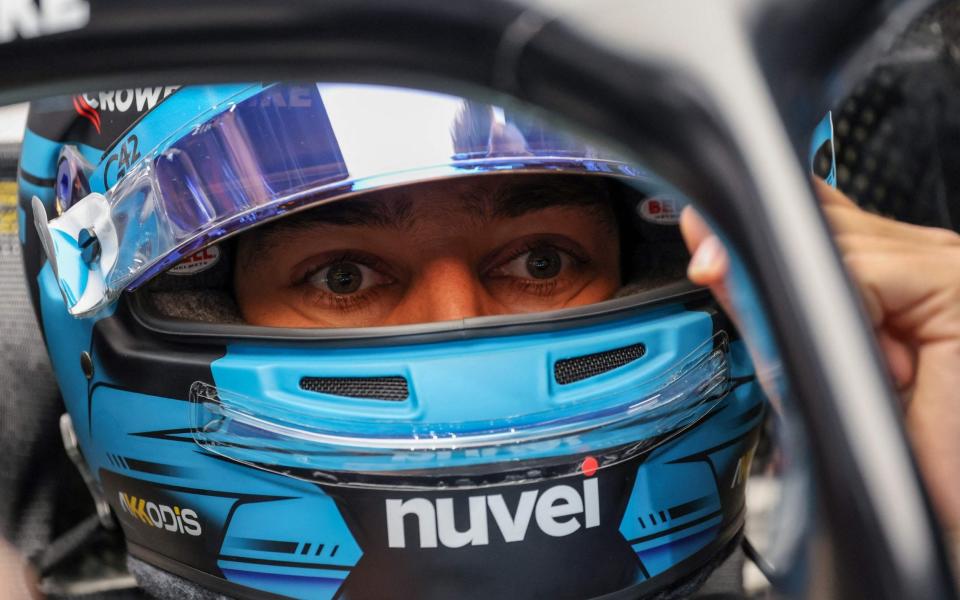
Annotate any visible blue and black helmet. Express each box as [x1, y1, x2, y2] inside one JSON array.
[[19, 82, 766, 599]]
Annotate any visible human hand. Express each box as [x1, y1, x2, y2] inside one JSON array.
[[679, 180, 960, 535], [0, 538, 37, 599]]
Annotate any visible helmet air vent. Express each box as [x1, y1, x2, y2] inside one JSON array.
[[554, 343, 646, 385], [299, 376, 409, 401]]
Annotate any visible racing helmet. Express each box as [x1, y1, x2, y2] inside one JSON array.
[[19, 82, 766, 599]]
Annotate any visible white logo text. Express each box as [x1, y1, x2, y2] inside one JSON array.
[[386, 478, 599, 549]]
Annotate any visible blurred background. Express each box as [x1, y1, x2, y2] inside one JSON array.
[[0, 104, 25, 143]]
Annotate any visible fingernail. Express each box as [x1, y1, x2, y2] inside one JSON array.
[[688, 235, 722, 278]]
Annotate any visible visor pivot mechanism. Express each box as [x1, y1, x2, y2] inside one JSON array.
[[32, 192, 120, 317], [78, 228, 101, 265]]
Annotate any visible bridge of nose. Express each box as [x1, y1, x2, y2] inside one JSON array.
[[399, 256, 486, 323]]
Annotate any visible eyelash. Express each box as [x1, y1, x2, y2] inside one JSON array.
[[507, 278, 561, 297]]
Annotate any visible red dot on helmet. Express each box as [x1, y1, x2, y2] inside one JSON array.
[[581, 456, 599, 477]]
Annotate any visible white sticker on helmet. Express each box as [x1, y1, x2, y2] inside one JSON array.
[[638, 196, 685, 225], [168, 246, 220, 276]]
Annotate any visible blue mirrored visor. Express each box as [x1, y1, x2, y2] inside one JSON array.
[[37, 83, 649, 317]]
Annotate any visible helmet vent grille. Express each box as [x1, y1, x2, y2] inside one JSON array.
[[554, 343, 646, 385], [299, 376, 409, 401]]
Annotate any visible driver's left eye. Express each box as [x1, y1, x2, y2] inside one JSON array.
[[492, 245, 572, 281], [307, 261, 389, 295], [524, 247, 563, 279]]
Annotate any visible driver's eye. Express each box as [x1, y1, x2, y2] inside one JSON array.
[[525, 247, 563, 279], [491, 245, 574, 281], [307, 261, 389, 295]]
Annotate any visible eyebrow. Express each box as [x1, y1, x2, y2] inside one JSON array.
[[285, 176, 613, 228], [277, 190, 416, 229], [240, 176, 615, 265], [474, 177, 613, 220]]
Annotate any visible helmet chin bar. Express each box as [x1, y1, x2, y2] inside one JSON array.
[[191, 333, 732, 490]]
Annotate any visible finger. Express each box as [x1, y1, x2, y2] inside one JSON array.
[[686, 234, 729, 286], [680, 207, 731, 285], [843, 251, 960, 342], [812, 177, 857, 208], [679, 205, 713, 254], [833, 232, 958, 255], [824, 204, 960, 246], [679, 207, 781, 406], [875, 329, 916, 392], [814, 179, 960, 246], [0, 539, 36, 600], [906, 339, 960, 530], [679, 206, 737, 326]]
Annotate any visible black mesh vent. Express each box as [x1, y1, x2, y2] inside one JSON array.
[[299, 376, 409, 401], [554, 343, 646, 385]]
